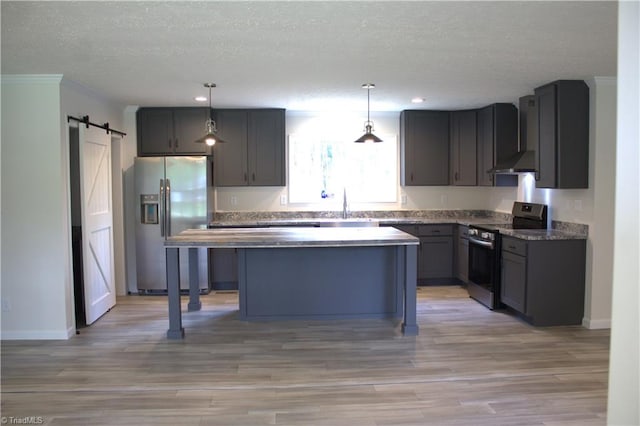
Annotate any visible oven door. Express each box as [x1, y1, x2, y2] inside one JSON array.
[[468, 237, 496, 288], [467, 235, 501, 309]]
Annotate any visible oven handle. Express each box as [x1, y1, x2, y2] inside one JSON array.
[[469, 236, 495, 249]]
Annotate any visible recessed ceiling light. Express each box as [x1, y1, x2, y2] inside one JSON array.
[[411, 97, 425, 104], [194, 96, 207, 102]]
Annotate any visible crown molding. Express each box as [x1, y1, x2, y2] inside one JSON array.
[[1, 74, 63, 84]]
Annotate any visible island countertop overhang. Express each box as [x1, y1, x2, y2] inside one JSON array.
[[165, 227, 420, 249]]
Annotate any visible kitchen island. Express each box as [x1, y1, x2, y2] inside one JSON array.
[[164, 227, 420, 339]]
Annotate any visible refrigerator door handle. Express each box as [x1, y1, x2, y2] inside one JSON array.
[[159, 179, 165, 237], [166, 178, 172, 237]]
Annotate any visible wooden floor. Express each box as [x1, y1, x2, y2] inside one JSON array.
[[1, 286, 610, 426]]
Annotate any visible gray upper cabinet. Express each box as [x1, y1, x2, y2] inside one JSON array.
[[535, 80, 589, 188], [137, 107, 210, 156], [476, 103, 519, 187], [214, 109, 285, 187], [400, 110, 450, 186], [214, 109, 249, 186], [248, 110, 286, 186], [450, 110, 477, 186]]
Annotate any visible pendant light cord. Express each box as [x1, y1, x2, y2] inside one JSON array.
[[367, 87, 371, 124]]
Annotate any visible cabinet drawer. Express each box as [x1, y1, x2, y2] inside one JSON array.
[[417, 224, 453, 236], [502, 237, 527, 256]]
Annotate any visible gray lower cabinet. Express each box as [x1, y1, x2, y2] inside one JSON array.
[[389, 224, 455, 285], [500, 250, 527, 312], [455, 225, 469, 283], [500, 236, 586, 326], [417, 225, 454, 284]]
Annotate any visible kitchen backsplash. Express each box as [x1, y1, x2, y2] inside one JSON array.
[[212, 209, 588, 236], [552, 220, 589, 235], [214, 209, 509, 222]]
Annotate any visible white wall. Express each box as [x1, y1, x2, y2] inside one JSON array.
[[0, 75, 125, 340], [607, 2, 640, 424], [1, 75, 71, 339], [586, 77, 617, 329]]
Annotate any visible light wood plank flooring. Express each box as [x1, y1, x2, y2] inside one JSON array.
[[1, 286, 609, 425]]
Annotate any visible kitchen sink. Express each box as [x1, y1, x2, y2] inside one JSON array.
[[319, 219, 380, 227]]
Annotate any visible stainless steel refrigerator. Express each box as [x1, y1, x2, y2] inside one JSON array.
[[134, 156, 209, 293]]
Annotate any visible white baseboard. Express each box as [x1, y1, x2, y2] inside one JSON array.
[[582, 317, 612, 329], [1, 326, 75, 340]]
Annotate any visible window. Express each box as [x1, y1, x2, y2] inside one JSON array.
[[288, 132, 398, 204]]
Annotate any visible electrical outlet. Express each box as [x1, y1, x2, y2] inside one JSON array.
[[441, 194, 448, 205], [280, 195, 287, 205], [230, 195, 238, 206], [574, 200, 583, 211], [1, 299, 11, 312], [401, 194, 407, 205]]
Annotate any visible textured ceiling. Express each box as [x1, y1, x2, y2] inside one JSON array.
[[1, 1, 617, 111]]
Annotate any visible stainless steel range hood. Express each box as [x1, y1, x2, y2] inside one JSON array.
[[489, 95, 537, 174], [490, 150, 536, 174]]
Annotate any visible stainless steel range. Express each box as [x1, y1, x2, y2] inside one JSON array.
[[467, 202, 548, 309]]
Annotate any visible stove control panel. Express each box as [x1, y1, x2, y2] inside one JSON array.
[[468, 228, 496, 241]]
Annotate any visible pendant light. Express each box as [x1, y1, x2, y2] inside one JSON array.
[[354, 83, 382, 143], [195, 83, 227, 146]]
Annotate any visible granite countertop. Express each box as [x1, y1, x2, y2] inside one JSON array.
[[166, 227, 420, 249], [209, 217, 512, 228], [208, 210, 588, 241], [498, 228, 587, 241]]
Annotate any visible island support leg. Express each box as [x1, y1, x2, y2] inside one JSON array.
[[187, 247, 202, 312], [401, 245, 419, 336], [166, 247, 185, 339]]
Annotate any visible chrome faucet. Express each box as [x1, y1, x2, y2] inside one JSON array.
[[342, 188, 348, 219]]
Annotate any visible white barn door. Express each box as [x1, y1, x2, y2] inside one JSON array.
[[79, 125, 116, 324]]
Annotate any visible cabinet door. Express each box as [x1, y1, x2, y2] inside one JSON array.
[[476, 106, 494, 186], [501, 250, 527, 313], [248, 109, 285, 186], [137, 108, 174, 156], [400, 111, 449, 186], [173, 108, 209, 155], [450, 110, 477, 186], [456, 226, 469, 282], [535, 80, 589, 189], [214, 110, 249, 186], [535, 83, 557, 188], [419, 236, 453, 279]]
